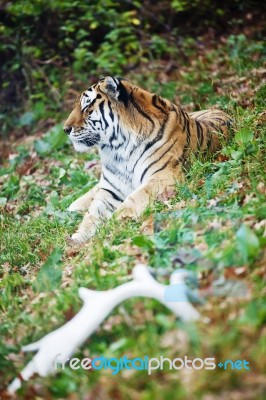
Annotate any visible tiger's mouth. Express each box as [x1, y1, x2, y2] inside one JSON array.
[[70, 134, 100, 152]]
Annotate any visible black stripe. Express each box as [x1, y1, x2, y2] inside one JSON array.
[[129, 92, 155, 127], [81, 97, 97, 113], [99, 101, 109, 129], [141, 136, 170, 162], [105, 200, 116, 211], [132, 110, 170, 172], [112, 76, 119, 85], [151, 157, 172, 177], [158, 97, 167, 108], [140, 139, 177, 182], [109, 126, 118, 146], [207, 121, 216, 129], [192, 110, 210, 119], [102, 174, 124, 198], [129, 143, 138, 158], [177, 108, 191, 156], [213, 117, 225, 122], [196, 121, 204, 148], [117, 79, 129, 107], [173, 156, 183, 167], [152, 94, 167, 114], [207, 129, 212, 149], [174, 106, 191, 146], [108, 101, 114, 121], [103, 188, 122, 202], [179, 108, 187, 125], [90, 118, 103, 131], [184, 117, 191, 146], [113, 138, 128, 151], [123, 135, 131, 152]]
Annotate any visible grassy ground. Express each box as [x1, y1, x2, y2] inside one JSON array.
[[0, 34, 266, 399]]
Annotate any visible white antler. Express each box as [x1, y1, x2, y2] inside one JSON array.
[[8, 264, 200, 394]]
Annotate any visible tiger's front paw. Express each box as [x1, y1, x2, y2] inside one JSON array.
[[116, 206, 138, 220], [71, 230, 94, 243], [71, 213, 98, 243], [68, 199, 88, 212]]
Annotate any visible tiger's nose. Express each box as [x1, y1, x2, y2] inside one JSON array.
[[64, 126, 72, 135]]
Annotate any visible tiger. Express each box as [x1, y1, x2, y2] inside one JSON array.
[[64, 76, 231, 242]]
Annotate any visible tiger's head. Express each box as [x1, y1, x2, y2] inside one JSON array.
[[63, 76, 131, 152], [64, 76, 169, 152]]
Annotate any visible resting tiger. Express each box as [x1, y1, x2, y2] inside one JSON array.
[[64, 76, 231, 242]]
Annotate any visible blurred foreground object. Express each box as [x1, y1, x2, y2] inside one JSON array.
[[8, 264, 200, 394]]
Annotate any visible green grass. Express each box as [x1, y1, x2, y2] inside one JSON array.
[[0, 35, 266, 399]]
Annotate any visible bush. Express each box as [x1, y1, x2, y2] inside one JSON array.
[[0, 0, 264, 135]]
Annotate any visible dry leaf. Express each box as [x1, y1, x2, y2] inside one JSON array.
[[140, 216, 154, 235]]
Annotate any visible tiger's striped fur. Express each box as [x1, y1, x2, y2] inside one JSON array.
[[64, 77, 231, 242]]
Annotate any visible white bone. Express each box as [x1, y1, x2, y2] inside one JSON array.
[[7, 264, 200, 394]]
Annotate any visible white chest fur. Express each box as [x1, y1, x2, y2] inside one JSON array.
[[99, 139, 147, 198]]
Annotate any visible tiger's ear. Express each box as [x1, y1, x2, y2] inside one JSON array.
[[100, 76, 120, 100], [100, 76, 129, 106]]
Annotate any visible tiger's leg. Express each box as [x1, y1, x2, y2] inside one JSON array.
[[71, 187, 122, 242], [68, 183, 100, 212], [116, 170, 183, 220]]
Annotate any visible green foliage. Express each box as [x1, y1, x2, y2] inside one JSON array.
[[1, 0, 264, 135], [0, 2, 266, 398], [255, 84, 266, 110], [235, 127, 254, 145], [0, 272, 26, 299], [34, 247, 63, 292], [1, 89, 265, 397], [1, 174, 20, 199], [227, 34, 265, 73], [132, 235, 155, 251], [236, 224, 260, 262], [34, 123, 68, 156]]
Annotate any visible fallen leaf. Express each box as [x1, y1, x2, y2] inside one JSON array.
[[140, 216, 154, 235]]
